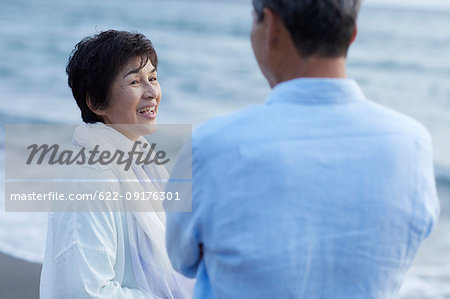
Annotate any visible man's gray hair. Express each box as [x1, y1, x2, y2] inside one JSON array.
[[252, 0, 362, 57]]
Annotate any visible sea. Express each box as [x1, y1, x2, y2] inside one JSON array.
[[0, 0, 449, 298]]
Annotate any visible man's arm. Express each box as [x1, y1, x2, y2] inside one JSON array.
[[165, 212, 203, 278], [165, 144, 203, 278], [416, 134, 440, 238]]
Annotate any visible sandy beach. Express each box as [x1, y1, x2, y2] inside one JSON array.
[[0, 252, 41, 298]]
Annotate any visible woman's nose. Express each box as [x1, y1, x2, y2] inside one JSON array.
[[143, 80, 158, 99]]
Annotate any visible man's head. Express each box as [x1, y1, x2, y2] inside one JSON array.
[[251, 0, 361, 86]]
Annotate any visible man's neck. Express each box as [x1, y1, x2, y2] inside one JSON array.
[[269, 54, 348, 88]]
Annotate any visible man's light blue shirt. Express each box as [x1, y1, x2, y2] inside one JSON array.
[[166, 78, 440, 298]]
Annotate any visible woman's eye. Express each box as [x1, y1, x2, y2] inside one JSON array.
[[130, 80, 139, 85], [149, 77, 157, 82]]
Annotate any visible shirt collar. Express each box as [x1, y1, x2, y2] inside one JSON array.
[[266, 78, 365, 105]]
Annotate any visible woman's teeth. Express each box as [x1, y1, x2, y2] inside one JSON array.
[[138, 106, 156, 115]]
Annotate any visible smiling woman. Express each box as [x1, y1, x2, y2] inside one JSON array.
[[39, 30, 194, 299], [94, 56, 161, 140], [66, 30, 161, 140], [98, 57, 160, 125]]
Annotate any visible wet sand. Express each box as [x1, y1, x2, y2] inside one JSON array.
[[0, 252, 41, 299]]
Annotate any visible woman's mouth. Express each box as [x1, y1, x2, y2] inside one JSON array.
[[137, 106, 157, 119]]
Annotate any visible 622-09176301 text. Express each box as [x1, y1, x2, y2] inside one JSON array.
[[9, 191, 181, 201], [99, 191, 181, 201]]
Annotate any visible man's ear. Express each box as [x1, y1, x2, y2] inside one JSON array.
[[86, 95, 106, 116], [349, 25, 358, 45], [262, 8, 280, 49]]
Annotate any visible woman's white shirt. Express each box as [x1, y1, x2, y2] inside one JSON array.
[[40, 123, 194, 299]]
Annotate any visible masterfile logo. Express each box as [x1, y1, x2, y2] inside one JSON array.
[[5, 124, 192, 213]]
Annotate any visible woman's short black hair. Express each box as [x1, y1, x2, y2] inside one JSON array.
[[66, 30, 158, 123]]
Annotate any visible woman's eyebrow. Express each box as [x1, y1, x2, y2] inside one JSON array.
[[123, 67, 156, 78]]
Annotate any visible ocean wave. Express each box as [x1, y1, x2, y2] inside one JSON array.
[[0, 111, 55, 149], [0, 111, 54, 125], [349, 60, 427, 73], [364, 0, 450, 11], [435, 165, 450, 187]]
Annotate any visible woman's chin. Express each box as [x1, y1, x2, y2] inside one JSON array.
[[141, 122, 157, 136], [131, 119, 157, 137], [109, 122, 157, 140]]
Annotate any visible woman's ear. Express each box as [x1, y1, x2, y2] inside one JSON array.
[[86, 95, 106, 116]]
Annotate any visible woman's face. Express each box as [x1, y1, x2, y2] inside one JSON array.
[[97, 56, 161, 140]]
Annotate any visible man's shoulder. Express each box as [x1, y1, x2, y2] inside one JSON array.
[[363, 100, 432, 143], [190, 99, 433, 157]]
